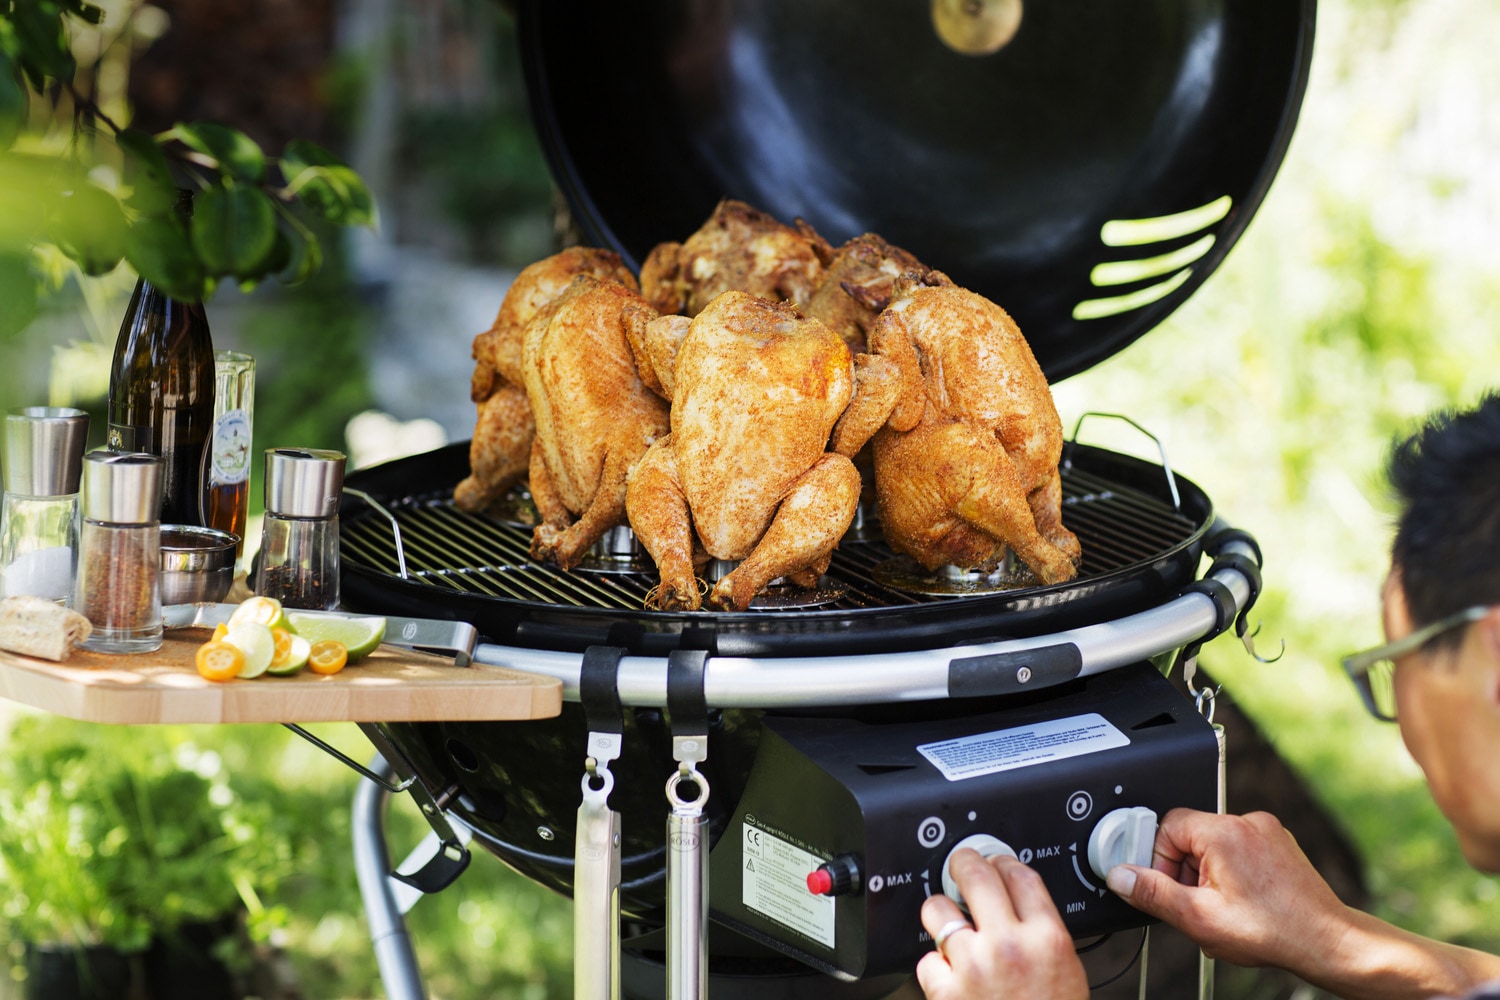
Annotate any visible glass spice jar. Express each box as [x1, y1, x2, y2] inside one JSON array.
[[253, 448, 345, 610], [74, 451, 164, 653], [0, 407, 89, 603]]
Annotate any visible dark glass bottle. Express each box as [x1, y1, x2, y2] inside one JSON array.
[[106, 194, 214, 527]]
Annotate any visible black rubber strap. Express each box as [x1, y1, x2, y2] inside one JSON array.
[[580, 645, 627, 738], [1208, 552, 1264, 638], [1171, 578, 1238, 679], [1205, 526, 1264, 567], [667, 648, 710, 741]]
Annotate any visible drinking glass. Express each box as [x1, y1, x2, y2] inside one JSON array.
[[200, 351, 255, 562]]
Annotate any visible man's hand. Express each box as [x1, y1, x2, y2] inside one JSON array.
[[916, 849, 1089, 1000], [1104, 808, 1351, 971]]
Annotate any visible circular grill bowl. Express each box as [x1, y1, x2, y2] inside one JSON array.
[[339, 440, 1214, 656], [516, 0, 1315, 382]]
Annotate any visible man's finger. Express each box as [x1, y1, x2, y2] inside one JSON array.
[[992, 855, 1063, 923], [946, 848, 1018, 928], [1106, 862, 1196, 926], [916, 949, 957, 996]]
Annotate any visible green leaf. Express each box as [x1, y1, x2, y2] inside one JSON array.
[[0, 252, 38, 338], [49, 182, 126, 275], [281, 139, 375, 227], [117, 129, 176, 215], [174, 122, 266, 183], [10, 2, 75, 87], [275, 218, 322, 286], [190, 184, 277, 278], [0, 54, 24, 151], [124, 215, 205, 301]]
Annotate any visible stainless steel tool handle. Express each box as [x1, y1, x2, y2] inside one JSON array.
[[575, 773, 621, 1000], [665, 769, 710, 1000]]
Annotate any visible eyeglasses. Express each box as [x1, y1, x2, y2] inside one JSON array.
[[1341, 605, 1490, 722]]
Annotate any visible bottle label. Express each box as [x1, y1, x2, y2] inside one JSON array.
[[106, 422, 138, 451], [208, 409, 251, 485]]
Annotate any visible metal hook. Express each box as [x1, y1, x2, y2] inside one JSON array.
[[1194, 686, 1217, 724], [1240, 619, 1286, 663]]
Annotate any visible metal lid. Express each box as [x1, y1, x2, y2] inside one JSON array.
[[3, 407, 90, 497], [516, 0, 1315, 381], [264, 448, 346, 518], [81, 450, 162, 524]]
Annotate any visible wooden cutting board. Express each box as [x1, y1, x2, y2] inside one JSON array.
[[0, 629, 562, 725]]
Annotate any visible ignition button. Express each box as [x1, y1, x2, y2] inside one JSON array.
[[806, 854, 863, 896]]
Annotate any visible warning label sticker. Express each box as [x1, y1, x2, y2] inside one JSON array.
[[917, 713, 1129, 781], [741, 822, 835, 949]]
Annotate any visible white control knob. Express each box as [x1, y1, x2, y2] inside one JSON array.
[[1087, 806, 1158, 882], [941, 834, 1019, 909]]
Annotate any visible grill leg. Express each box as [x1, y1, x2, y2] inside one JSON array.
[[354, 754, 428, 1000]]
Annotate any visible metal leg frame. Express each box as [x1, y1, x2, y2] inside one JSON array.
[[353, 754, 428, 1000]]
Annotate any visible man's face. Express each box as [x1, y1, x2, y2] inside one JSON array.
[[1383, 572, 1500, 873]]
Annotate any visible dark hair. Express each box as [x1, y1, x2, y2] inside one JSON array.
[[1388, 391, 1500, 638]]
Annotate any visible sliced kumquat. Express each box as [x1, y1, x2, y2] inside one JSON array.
[[307, 639, 348, 675], [271, 627, 293, 663], [196, 641, 245, 682], [211, 622, 229, 642]]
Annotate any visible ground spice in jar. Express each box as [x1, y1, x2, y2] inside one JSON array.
[[77, 523, 159, 634]]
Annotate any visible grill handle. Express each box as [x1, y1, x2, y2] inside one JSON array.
[[472, 527, 1263, 709]]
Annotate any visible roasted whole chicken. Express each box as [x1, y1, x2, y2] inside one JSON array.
[[523, 275, 670, 570], [639, 199, 829, 318], [626, 291, 890, 611], [869, 273, 1082, 584], [454, 248, 638, 512]]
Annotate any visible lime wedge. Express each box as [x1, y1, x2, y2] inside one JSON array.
[[267, 632, 311, 676], [229, 596, 290, 633], [285, 612, 386, 662], [223, 623, 275, 679]]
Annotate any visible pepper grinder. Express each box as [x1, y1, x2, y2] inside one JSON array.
[[74, 451, 164, 653], [1, 407, 90, 603], [254, 448, 345, 610]]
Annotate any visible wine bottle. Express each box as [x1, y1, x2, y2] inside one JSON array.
[[106, 192, 215, 527]]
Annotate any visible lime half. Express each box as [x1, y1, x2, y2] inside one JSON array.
[[223, 623, 275, 679], [285, 613, 386, 662]]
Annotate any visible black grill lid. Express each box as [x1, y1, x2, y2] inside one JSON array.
[[516, 0, 1314, 381]]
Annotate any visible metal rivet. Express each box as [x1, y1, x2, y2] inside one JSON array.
[[537, 826, 555, 841], [1016, 666, 1033, 683]]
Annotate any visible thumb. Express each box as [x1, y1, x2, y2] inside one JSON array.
[[1106, 864, 1194, 924]]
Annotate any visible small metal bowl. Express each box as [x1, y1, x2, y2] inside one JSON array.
[[160, 525, 239, 606]]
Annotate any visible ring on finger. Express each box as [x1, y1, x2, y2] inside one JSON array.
[[933, 918, 973, 956]]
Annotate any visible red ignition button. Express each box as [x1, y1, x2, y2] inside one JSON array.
[[806, 854, 863, 897]]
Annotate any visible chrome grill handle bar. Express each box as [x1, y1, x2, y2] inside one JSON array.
[[473, 531, 1260, 711]]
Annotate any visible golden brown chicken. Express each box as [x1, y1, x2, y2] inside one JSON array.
[[523, 275, 670, 570], [454, 248, 638, 512], [868, 273, 1082, 584], [639, 199, 830, 317], [626, 291, 873, 611], [803, 232, 931, 354]]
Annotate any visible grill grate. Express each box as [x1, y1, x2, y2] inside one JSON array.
[[340, 465, 1198, 614]]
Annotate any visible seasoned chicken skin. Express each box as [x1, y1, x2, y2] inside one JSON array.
[[639, 199, 830, 317], [804, 232, 931, 354], [870, 274, 1081, 584], [523, 275, 670, 570], [626, 291, 862, 611], [454, 248, 638, 512]]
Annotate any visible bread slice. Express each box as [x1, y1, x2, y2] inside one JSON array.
[[0, 595, 93, 661]]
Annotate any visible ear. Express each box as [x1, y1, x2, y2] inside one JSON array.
[[1480, 611, 1500, 707]]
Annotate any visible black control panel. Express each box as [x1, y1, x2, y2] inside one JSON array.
[[706, 662, 1220, 980]]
